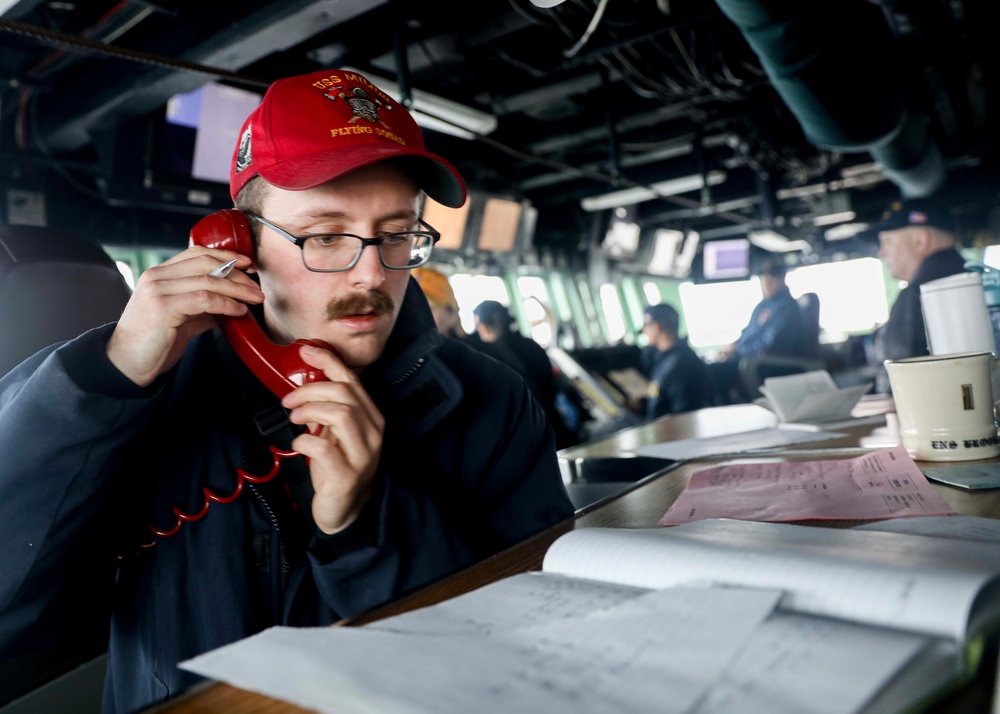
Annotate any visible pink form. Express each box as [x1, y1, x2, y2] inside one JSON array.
[[660, 445, 955, 526]]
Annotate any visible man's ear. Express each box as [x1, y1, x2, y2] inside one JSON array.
[[908, 227, 932, 254]]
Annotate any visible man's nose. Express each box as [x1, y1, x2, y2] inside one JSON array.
[[350, 243, 386, 287]]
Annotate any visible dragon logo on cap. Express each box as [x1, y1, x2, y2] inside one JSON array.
[[324, 86, 393, 129]]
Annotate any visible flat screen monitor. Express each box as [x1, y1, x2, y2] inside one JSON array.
[[674, 230, 699, 278], [647, 228, 684, 276], [601, 206, 641, 259], [162, 82, 262, 186], [702, 238, 750, 280], [422, 196, 471, 251], [477, 198, 522, 253]]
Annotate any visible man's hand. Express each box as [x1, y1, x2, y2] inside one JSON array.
[[281, 344, 385, 534], [106, 248, 263, 387]]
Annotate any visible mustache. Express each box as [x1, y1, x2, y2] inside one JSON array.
[[325, 289, 396, 320]]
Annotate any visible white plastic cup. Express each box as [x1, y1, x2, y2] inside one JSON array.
[[920, 272, 996, 356]]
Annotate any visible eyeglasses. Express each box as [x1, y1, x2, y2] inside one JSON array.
[[247, 214, 440, 273]]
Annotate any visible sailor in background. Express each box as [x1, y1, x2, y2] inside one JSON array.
[[874, 197, 967, 393]]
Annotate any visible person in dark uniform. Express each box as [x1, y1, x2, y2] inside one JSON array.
[[470, 300, 575, 444], [873, 197, 968, 392], [707, 260, 809, 403], [639, 303, 712, 420], [413, 267, 531, 378]]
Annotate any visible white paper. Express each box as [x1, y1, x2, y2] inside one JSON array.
[[178, 520, 1000, 714], [630, 427, 844, 460], [181, 582, 781, 714], [541, 521, 1000, 642], [757, 370, 872, 424], [366, 571, 648, 637], [690, 614, 943, 714]]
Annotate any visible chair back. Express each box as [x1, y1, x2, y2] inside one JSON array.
[[797, 292, 821, 357], [0, 226, 132, 376]]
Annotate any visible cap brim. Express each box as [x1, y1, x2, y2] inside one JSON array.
[[256, 144, 467, 208], [872, 220, 903, 234]]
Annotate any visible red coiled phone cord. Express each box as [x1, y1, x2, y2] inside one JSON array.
[[137, 445, 298, 549]]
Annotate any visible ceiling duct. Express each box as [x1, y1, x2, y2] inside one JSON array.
[[713, 0, 947, 198]]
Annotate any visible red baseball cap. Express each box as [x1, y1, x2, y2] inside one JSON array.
[[230, 69, 467, 208]]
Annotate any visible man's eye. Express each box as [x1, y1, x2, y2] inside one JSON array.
[[311, 235, 344, 247]]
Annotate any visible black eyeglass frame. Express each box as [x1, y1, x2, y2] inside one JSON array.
[[246, 213, 440, 273]]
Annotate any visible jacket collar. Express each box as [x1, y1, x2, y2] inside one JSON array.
[[361, 278, 462, 439]]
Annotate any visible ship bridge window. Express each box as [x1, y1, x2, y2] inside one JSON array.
[[516, 276, 555, 347], [679, 278, 763, 353], [598, 283, 629, 344], [450, 273, 509, 335], [983, 245, 1000, 269], [784, 258, 888, 339]]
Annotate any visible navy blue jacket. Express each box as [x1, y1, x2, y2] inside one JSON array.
[[734, 285, 808, 359], [645, 339, 712, 420], [875, 248, 968, 392], [0, 279, 573, 713]]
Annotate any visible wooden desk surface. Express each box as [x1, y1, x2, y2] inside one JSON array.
[[151, 401, 1000, 714]]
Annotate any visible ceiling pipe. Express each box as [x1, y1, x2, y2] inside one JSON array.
[[712, 0, 947, 198]]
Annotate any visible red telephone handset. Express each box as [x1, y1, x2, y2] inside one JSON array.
[[189, 209, 333, 398]]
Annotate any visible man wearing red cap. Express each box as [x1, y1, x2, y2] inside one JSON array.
[[0, 69, 573, 712]]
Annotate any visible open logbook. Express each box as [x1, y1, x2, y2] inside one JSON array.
[[181, 518, 1000, 714]]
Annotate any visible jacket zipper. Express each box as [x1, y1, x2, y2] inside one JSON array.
[[390, 356, 425, 386], [248, 482, 292, 598]]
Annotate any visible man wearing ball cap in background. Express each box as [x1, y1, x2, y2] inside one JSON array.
[[411, 265, 465, 338], [873, 196, 968, 392], [0, 68, 572, 713]]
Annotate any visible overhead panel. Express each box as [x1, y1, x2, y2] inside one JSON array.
[[39, 0, 388, 151]]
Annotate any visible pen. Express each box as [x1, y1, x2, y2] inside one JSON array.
[[208, 258, 237, 279]]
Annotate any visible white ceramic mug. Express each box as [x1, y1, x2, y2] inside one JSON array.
[[885, 351, 1000, 461]]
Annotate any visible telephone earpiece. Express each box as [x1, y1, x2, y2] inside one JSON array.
[[188, 209, 335, 399], [189, 208, 255, 257]]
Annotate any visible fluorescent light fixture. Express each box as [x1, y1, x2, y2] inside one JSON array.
[[342, 67, 497, 140], [748, 229, 812, 253], [824, 222, 869, 241], [580, 170, 726, 212], [812, 210, 856, 226]]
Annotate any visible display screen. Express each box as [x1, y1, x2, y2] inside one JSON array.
[[162, 83, 262, 185], [702, 238, 750, 280], [646, 228, 684, 276], [477, 198, 522, 253], [601, 206, 640, 259], [421, 196, 471, 251]]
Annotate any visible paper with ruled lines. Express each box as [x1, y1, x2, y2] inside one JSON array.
[[542, 519, 1000, 643], [182, 582, 781, 714], [179, 517, 1000, 714]]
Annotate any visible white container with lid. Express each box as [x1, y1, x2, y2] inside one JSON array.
[[919, 271, 996, 356]]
